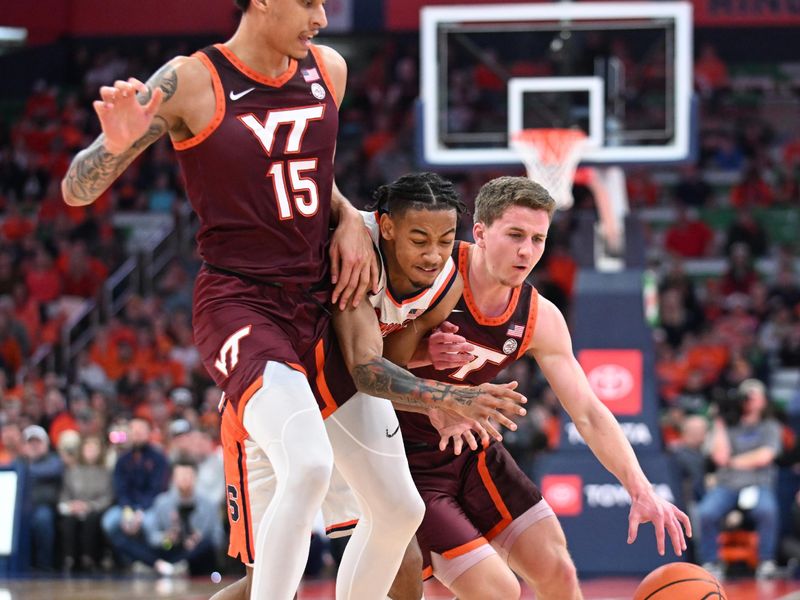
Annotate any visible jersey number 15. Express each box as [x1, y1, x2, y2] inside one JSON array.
[[239, 105, 325, 221]]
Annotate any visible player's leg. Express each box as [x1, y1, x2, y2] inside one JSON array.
[[460, 443, 578, 599], [325, 392, 425, 599], [499, 514, 581, 600], [244, 361, 334, 599], [321, 468, 424, 599], [411, 470, 519, 600], [208, 567, 252, 600], [436, 548, 520, 600], [388, 537, 424, 600]]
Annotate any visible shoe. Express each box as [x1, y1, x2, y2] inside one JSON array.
[[702, 562, 725, 581], [154, 559, 175, 577], [756, 560, 778, 580]]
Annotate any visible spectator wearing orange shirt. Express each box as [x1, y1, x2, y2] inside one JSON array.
[[664, 206, 715, 258], [0, 306, 28, 379], [0, 421, 23, 466], [60, 242, 104, 298], [545, 240, 578, 299], [25, 245, 62, 305], [1, 202, 36, 243], [695, 43, 729, 98], [731, 164, 774, 208]]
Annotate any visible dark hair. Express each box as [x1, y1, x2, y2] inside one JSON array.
[[474, 176, 556, 226], [172, 455, 198, 472], [369, 172, 466, 218], [234, 0, 249, 11]]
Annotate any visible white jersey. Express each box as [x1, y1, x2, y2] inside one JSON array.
[[360, 211, 457, 336]]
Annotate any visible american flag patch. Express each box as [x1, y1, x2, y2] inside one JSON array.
[[302, 68, 320, 82], [506, 324, 525, 338]]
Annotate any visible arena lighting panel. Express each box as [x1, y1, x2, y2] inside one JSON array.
[[0, 27, 27, 44]]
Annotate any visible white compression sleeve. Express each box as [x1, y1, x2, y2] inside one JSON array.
[[243, 361, 334, 600], [325, 392, 425, 599]]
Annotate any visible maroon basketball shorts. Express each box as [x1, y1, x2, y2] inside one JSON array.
[[193, 266, 354, 419], [408, 441, 545, 576], [196, 267, 357, 564]]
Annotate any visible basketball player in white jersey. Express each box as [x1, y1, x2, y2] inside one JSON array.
[[212, 172, 525, 600]]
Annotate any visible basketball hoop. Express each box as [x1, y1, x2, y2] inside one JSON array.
[[511, 129, 589, 210]]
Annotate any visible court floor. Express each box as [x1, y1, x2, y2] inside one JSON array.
[[0, 576, 799, 599]]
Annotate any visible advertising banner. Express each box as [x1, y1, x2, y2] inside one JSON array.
[[535, 453, 684, 576]]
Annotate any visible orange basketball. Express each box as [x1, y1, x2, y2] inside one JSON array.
[[633, 562, 727, 600]]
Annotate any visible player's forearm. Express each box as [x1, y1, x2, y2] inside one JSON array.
[[63, 137, 136, 205], [406, 343, 432, 369], [352, 357, 478, 411], [330, 181, 359, 226], [574, 401, 651, 495], [391, 403, 430, 415], [62, 112, 168, 206]]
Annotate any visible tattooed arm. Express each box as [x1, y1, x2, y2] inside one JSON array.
[[332, 300, 526, 433], [61, 58, 199, 206]]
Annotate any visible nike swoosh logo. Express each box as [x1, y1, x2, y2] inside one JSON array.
[[385, 424, 400, 438], [229, 87, 255, 101]]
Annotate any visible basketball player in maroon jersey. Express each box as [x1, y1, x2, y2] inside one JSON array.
[[61, 2, 375, 597], [383, 177, 693, 599]]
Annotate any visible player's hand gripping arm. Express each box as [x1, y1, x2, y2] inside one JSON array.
[[332, 300, 526, 434], [315, 44, 379, 309], [382, 278, 474, 370], [61, 60, 187, 206], [402, 321, 476, 370], [382, 281, 493, 447], [529, 296, 692, 557], [329, 184, 379, 310]]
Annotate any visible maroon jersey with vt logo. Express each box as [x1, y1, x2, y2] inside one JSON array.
[[401, 241, 539, 454], [174, 43, 338, 285]]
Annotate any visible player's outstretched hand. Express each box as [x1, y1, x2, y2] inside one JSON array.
[[93, 77, 163, 155], [627, 487, 692, 556], [330, 211, 378, 310], [429, 407, 494, 455], [448, 381, 526, 434], [427, 321, 475, 370]]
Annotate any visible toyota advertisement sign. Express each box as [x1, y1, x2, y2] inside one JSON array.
[[558, 348, 662, 452], [536, 453, 683, 575]]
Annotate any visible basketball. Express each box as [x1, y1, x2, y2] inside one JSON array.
[[633, 562, 727, 600]]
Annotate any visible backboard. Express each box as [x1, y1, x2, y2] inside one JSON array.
[[419, 2, 694, 166]]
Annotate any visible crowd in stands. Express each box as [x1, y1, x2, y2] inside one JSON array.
[[0, 31, 798, 579]]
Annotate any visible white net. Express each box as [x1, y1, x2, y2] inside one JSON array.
[[510, 129, 589, 210]]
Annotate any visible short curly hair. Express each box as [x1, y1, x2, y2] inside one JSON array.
[[368, 172, 466, 219], [234, 0, 249, 11]]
